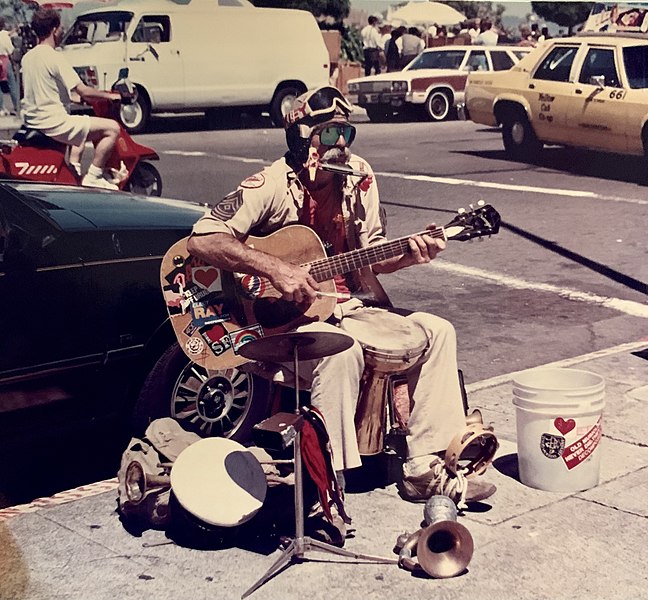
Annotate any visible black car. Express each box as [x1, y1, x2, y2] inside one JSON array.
[[0, 182, 270, 453]]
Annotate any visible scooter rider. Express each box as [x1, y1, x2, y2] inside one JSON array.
[[21, 8, 121, 190]]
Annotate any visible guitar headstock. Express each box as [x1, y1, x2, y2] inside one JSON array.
[[443, 202, 501, 242]]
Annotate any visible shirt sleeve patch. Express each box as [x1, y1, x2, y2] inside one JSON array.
[[240, 173, 266, 189], [210, 189, 244, 220]]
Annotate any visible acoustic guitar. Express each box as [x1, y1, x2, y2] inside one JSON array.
[[160, 203, 500, 370]]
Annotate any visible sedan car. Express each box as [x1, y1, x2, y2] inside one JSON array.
[[465, 33, 648, 162], [347, 45, 532, 122], [0, 182, 270, 449]]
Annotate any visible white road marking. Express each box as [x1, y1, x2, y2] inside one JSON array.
[[466, 340, 648, 392], [163, 150, 208, 156], [428, 260, 648, 318], [375, 171, 648, 206], [168, 152, 647, 205]]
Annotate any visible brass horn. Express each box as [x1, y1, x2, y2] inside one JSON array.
[[396, 495, 473, 578], [124, 460, 170, 505]]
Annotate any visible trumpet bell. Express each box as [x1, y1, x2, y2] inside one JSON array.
[[124, 460, 170, 505], [417, 520, 474, 579]]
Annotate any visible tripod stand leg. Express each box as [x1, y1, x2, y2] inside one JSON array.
[[305, 537, 399, 564], [241, 540, 298, 599]]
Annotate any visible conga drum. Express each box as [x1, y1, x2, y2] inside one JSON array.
[[340, 310, 429, 455]]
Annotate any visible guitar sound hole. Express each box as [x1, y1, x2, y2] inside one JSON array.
[[253, 298, 304, 329]]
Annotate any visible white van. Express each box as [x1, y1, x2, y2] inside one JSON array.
[[59, 0, 330, 132]]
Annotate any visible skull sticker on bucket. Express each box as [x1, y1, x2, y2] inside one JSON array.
[[540, 433, 565, 459]]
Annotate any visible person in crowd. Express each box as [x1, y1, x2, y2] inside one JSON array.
[[468, 19, 481, 43], [538, 26, 551, 42], [0, 18, 20, 116], [185, 86, 497, 516], [530, 22, 540, 41], [361, 15, 383, 76], [385, 27, 403, 72], [474, 20, 498, 45], [399, 27, 424, 68], [21, 8, 121, 189]]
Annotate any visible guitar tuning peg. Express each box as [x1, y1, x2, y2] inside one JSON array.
[[458, 207, 466, 214], [477, 200, 485, 206]]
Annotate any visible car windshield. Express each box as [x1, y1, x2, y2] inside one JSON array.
[[623, 45, 648, 88], [62, 11, 133, 45], [407, 50, 466, 70]]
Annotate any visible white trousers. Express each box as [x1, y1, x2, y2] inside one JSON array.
[[275, 305, 466, 472]]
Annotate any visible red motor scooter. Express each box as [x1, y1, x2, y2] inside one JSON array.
[[0, 69, 162, 196]]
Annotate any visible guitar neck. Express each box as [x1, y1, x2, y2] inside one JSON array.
[[307, 227, 445, 282]]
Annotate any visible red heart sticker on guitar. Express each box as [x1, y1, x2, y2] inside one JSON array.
[[554, 418, 575, 435], [193, 267, 220, 290]]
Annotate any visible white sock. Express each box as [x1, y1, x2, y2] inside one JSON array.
[[87, 164, 103, 178], [70, 162, 82, 177], [403, 454, 442, 477]]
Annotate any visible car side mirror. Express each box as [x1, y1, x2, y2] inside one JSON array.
[[589, 75, 605, 89]]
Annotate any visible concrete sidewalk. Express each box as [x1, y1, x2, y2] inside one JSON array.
[[1, 340, 647, 600]]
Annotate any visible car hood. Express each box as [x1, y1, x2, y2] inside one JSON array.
[[8, 183, 207, 231]]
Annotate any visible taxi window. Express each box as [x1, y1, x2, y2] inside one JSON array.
[[579, 48, 620, 87], [466, 50, 488, 71], [623, 45, 648, 89], [533, 46, 578, 82], [131, 16, 170, 43], [490, 50, 514, 71]]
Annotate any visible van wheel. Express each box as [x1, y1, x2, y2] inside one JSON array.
[[501, 110, 542, 161], [270, 86, 302, 127], [120, 91, 150, 134], [425, 90, 451, 121], [132, 344, 272, 442], [125, 162, 162, 196]]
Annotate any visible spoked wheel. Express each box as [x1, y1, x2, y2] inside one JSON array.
[[133, 344, 271, 442], [126, 161, 162, 196]]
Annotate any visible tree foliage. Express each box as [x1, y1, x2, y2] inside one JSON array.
[[446, 1, 506, 25], [251, 0, 350, 22], [531, 2, 594, 33]]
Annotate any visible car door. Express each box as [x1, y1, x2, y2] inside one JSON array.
[[0, 190, 107, 434], [526, 43, 581, 143], [127, 14, 185, 107], [568, 45, 627, 152]]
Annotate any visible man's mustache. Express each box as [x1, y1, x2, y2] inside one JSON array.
[[320, 147, 350, 163]]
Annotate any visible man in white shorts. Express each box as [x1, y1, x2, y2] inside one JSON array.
[[21, 8, 121, 189]]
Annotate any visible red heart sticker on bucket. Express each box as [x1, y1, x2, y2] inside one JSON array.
[[554, 418, 575, 435]]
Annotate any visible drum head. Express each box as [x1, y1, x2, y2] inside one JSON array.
[[170, 437, 267, 527]]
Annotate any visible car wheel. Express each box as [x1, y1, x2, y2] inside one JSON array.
[[501, 110, 542, 161], [125, 162, 162, 196], [424, 90, 451, 121], [366, 106, 393, 122], [120, 89, 150, 134], [270, 85, 303, 127], [132, 344, 272, 442]]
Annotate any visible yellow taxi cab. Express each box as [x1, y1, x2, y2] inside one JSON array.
[[464, 33, 648, 161]]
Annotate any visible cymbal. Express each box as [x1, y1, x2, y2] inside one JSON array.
[[238, 331, 354, 362]]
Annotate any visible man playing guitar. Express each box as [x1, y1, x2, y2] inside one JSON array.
[[186, 86, 496, 519]]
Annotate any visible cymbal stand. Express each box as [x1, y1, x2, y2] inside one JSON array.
[[242, 338, 397, 599]]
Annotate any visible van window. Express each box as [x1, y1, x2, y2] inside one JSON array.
[[62, 11, 132, 45], [131, 16, 171, 43]]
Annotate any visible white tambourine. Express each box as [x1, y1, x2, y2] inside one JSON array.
[[170, 437, 267, 527]]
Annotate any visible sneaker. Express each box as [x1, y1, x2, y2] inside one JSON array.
[[81, 172, 118, 190], [398, 456, 496, 508]]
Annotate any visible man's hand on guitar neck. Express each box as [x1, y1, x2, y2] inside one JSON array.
[[373, 225, 446, 275]]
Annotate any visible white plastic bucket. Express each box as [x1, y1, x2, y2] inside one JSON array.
[[512, 367, 605, 492]]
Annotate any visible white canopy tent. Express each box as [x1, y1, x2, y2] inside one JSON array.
[[387, 1, 466, 27]]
